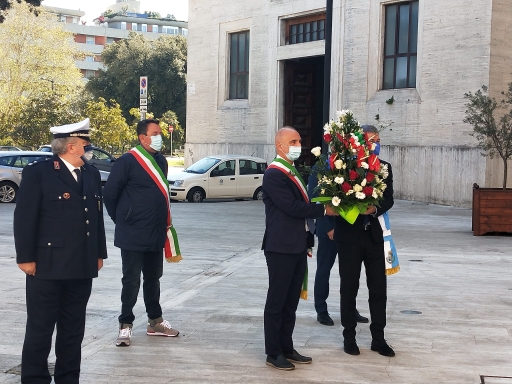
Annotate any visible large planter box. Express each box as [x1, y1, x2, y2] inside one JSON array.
[[472, 188, 512, 235]]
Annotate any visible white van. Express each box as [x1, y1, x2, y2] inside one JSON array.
[[168, 155, 267, 202]]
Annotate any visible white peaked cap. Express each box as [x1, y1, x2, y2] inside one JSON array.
[[50, 118, 91, 139]]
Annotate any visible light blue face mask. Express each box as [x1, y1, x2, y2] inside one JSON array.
[[149, 135, 163, 151], [286, 145, 302, 161]]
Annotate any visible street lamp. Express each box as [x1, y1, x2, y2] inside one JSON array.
[[168, 125, 174, 156]]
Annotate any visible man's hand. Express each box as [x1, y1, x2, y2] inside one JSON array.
[[98, 258, 104, 271], [362, 205, 377, 215], [327, 229, 334, 240], [18, 262, 36, 276], [325, 205, 338, 216]]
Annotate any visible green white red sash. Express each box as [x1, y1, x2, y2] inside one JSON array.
[[267, 157, 310, 299], [268, 157, 309, 202], [128, 145, 182, 263]]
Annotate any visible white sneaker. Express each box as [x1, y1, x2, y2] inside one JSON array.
[[116, 326, 132, 346]]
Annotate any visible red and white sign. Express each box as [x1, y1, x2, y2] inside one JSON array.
[[168, 125, 174, 132]]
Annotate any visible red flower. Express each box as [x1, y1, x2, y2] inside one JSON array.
[[336, 133, 344, 142], [363, 186, 373, 196], [366, 172, 375, 182], [349, 170, 358, 180], [368, 154, 380, 171], [329, 153, 337, 170], [341, 182, 352, 193], [324, 134, 332, 143]]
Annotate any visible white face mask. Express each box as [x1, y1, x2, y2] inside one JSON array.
[[285, 145, 302, 161], [82, 151, 93, 162], [149, 135, 163, 151]]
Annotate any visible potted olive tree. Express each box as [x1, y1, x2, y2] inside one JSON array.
[[464, 84, 512, 235]]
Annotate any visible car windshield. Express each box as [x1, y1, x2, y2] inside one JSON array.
[[185, 157, 221, 174], [38, 146, 52, 152]]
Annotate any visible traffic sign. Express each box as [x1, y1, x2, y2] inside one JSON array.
[[140, 76, 148, 98], [140, 98, 147, 106], [168, 125, 174, 132], [139, 106, 147, 113]]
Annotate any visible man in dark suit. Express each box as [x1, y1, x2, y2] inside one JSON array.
[[334, 124, 395, 357], [262, 127, 337, 370], [14, 118, 107, 384], [307, 171, 369, 326]]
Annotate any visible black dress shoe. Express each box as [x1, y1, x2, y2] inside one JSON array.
[[317, 312, 334, 326], [266, 354, 295, 370], [355, 309, 369, 323], [343, 339, 360, 355], [283, 349, 312, 364], [371, 340, 395, 357]]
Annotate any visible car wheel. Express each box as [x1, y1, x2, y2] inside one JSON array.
[[0, 181, 18, 203], [253, 187, 263, 201], [187, 187, 204, 203]]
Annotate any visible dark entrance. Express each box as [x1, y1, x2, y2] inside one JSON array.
[[284, 56, 325, 166]]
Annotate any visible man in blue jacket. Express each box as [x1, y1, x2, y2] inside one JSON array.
[[262, 127, 337, 370], [14, 119, 107, 383], [103, 119, 179, 347]]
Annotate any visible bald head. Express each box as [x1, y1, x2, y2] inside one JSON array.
[[275, 126, 302, 163]]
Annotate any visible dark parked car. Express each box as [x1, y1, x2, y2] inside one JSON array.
[[38, 144, 117, 172], [0, 151, 52, 203]]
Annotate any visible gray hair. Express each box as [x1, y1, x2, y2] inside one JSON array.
[[51, 137, 77, 154], [361, 124, 379, 134]]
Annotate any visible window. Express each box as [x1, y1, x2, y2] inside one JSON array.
[[92, 149, 112, 161], [106, 37, 115, 44], [85, 70, 95, 79], [132, 23, 138, 31], [181, 28, 188, 36], [86, 56, 94, 62], [163, 26, 178, 34], [0, 156, 14, 166], [383, 1, 419, 89], [13, 156, 49, 168], [121, 22, 126, 30], [152, 25, 159, 33], [211, 160, 236, 177], [86, 35, 95, 45], [239, 160, 266, 175], [229, 31, 250, 100], [141, 24, 147, 32]]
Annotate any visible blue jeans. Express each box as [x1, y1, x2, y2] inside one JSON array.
[[119, 249, 163, 324], [314, 236, 338, 315]]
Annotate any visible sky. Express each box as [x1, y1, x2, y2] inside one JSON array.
[[41, 0, 189, 24]]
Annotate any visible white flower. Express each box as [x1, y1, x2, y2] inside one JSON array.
[[372, 190, 379, 198], [355, 192, 366, 200], [375, 175, 381, 183], [320, 189, 325, 195], [334, 176, 344, 184], [353, 184, 363, 192], [361, 162, 369, 169], [321, 176, 332, 185], [334, 159, 343, 169], [331, 196, 341, 206], [311, 146, 321, 157], [323, 123, 332, 134], [352, 149, 357, 153], [361, 178, 367, 187], [346, 189, 354, 195]]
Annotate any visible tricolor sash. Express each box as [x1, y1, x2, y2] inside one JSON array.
[[268, 157, 310, 299], [128, 145, 182, 263], [378, 212, 399, 275]]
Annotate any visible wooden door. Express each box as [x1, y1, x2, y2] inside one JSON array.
[[284, 61, 316, 166]]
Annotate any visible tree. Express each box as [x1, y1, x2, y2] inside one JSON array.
[[86, 98, 136, 154], [0, 1, 85, 144], [464, 84, 512, 189], [160, 110, 184, 154], [0, 0, 41, 23], [144, 10, 161, 18], [86, 33, 187, 129]]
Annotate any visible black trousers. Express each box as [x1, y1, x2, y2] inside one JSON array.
[[119, 249, 163, 325], [22, 276, 92, 384], [314, 236, 338, 315], [264, 250, 307, 356], [337, 230, 387, 342]]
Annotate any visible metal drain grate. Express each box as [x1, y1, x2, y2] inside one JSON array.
[[5, 363, 55, 376], [481, 376, 512, 384], [400, 310, 422, 314]]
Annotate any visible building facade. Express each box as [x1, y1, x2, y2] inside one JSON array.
[[186, 0, 512, 206], [45, 6, 188, 79]]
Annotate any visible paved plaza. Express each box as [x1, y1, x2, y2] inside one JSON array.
[[0, 199, 511, 383]]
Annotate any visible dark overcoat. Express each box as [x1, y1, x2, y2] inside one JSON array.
[[14, 155, 108, 279]]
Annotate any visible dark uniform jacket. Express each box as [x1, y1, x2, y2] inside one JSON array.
[[103, 150, 168, 252], [334, 160, 394, 243], [307, 170, 335, 239], [13, 155, 108, 280], [261, 166, 325, 254]]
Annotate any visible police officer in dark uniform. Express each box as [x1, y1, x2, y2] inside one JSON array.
[[14, 118, 108, 384]]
